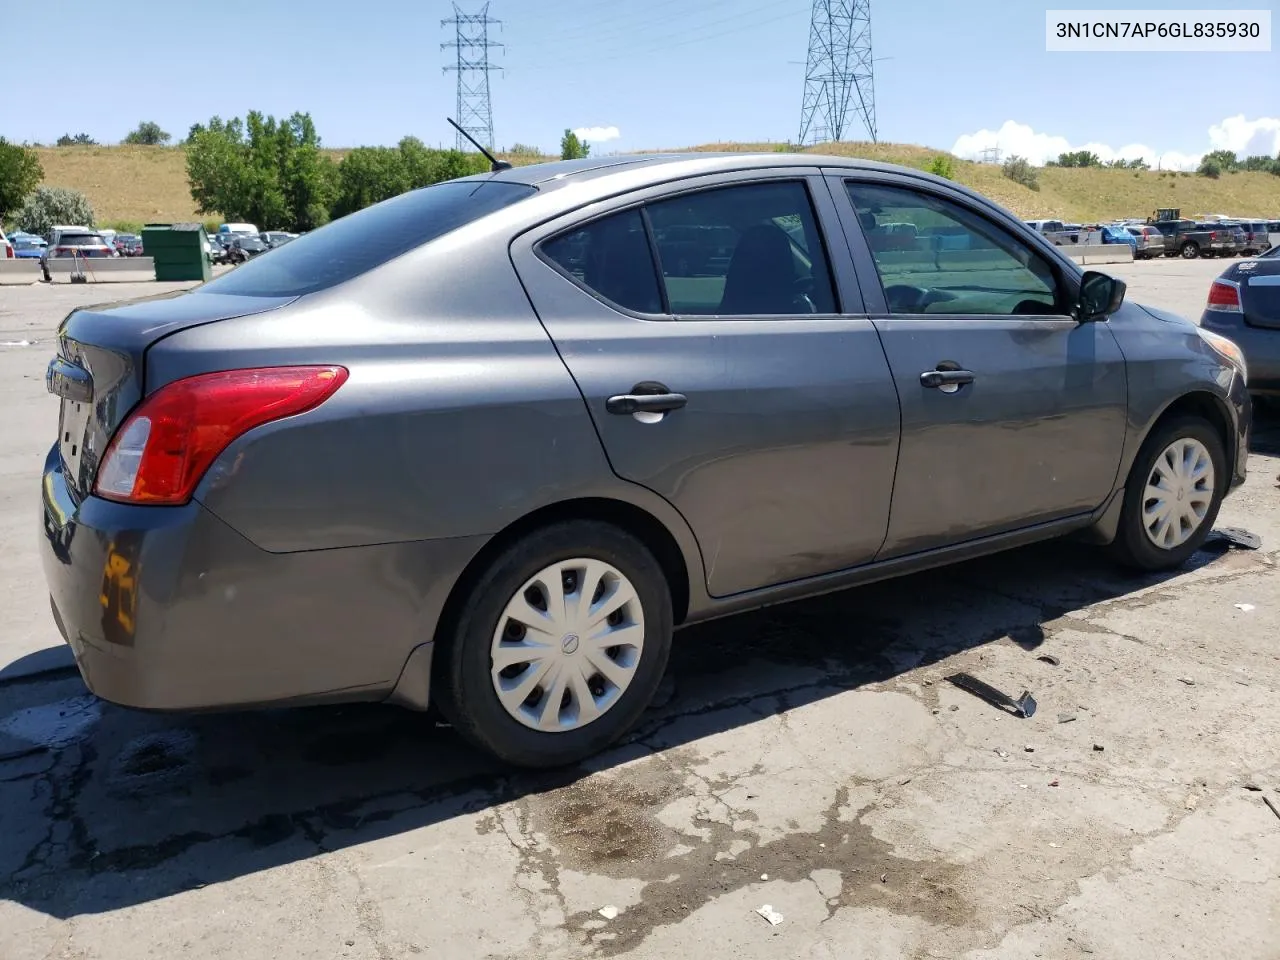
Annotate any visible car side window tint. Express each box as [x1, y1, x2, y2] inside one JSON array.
[[645, 181, 837, 316], [846, 182, 1063, 317], [541, 208, 665, 315]]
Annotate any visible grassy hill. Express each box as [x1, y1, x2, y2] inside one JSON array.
[[30, 142, 1280, 229]]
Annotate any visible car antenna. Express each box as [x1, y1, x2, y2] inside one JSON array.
[[446, 118, 512, 172]]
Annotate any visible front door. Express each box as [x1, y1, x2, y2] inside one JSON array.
[[834, 176, 1129, 559], [514, 173, 901, 597]]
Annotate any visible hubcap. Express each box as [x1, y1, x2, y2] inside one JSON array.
[[1142, 438, 1215, 550], [490, 558, 644, 733]]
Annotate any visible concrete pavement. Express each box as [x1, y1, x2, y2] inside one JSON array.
[[1, 258, 1277, 959]]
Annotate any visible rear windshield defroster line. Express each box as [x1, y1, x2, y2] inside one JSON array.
[[195, 179, 537, 298]]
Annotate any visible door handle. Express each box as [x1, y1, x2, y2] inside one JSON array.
[[919, 369, 975, 390], [605, 391, 688, 415]]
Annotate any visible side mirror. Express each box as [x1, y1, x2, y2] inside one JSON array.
[[1077, 270, 1126, 321]]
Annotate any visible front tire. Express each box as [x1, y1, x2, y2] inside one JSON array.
[[1109, 415, 1226, 571], [435, 520, 673, 768]]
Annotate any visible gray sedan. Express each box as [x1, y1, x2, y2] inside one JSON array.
[[40, 153, 1251, 768]]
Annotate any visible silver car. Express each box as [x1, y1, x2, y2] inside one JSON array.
[[40, 153, 1251, 767]]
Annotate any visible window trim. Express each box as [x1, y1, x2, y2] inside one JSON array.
[[842, 178, 1074, 321], [532, 175, 845, 321]]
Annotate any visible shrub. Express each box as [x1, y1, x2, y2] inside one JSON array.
[[924, 155, 955, 180], [0, 138, 43, 221], [17, 186, 95, 235], [1001, 154, 1040, 191], [1197, 157, 1222, 178], [560, 129, 590, 160], [203, 218, 221, 235], [123, 121, 171, 146]]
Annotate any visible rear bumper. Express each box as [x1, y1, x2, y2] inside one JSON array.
[[39, 444, 486, 712], [1200, 313, 1280, 393]]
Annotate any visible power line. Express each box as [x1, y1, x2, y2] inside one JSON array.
[[442, 3, 503, 151], [798, 0, 877, 146]]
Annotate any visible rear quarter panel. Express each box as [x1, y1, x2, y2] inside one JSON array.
[[147, 229, 696, 556]]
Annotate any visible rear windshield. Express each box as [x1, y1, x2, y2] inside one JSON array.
[[58, 234, 104, 246], [197, 179, 536, 297]]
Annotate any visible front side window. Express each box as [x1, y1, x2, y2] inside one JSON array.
[[845, 181, 1064, 317], [645, 181, 837, 316]]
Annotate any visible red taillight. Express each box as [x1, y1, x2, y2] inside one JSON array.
[[1206, 279, 1242, 313], [3, 245, 11, 259], [94, 365, 349, 505]]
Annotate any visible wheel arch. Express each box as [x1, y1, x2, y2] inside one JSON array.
[[1142, 390, 1236, 490], [430, 497, 697, 667]]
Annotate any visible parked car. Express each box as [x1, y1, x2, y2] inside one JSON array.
[[1233, 221, 1271, 256], [1024, 219, 1075, 245], [1148, 218, 1236, 259], [39, 153, 1251, 768], [116, 235, 144, 256], [11, 235, 48, 259], [39, 230, 116, 279], [0, 229, 12, 259], [1125, 225, 1167, 260], [261, 231, 296, 248], [1200, 243, 1280, 400], [1095, 224, 1138, 251], [226, 235, 269, 263]]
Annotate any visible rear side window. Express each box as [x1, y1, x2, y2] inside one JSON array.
[[542, 209, 664, 314], [540, 179, 838, 318], [197, 179, 536, 298], [646, 181, 837, 316]]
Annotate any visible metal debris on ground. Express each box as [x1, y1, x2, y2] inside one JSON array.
[[598, 906, 619, 921], [1177, 677, 1196, 686], [1093, 744, 1105, 752], [945, 672, 1037, 718], [1057, 713, 1077, 724], [1036, 654, 1061, 666], [1202, 527, 1262, 551], [1024, 745, 1035, 752], [995, 748, 1010, 759], [1049, 779, 1060, 787], [1244, 783, 1262, 792], [1234, 603, 1256, 612], [1264, 796, 1280, 823], [755, 904, 784, 926]]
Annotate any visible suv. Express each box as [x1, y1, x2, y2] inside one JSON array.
[[1237, 221, 1271, 256]]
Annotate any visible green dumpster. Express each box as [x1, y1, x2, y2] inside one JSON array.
[[141, 222, 212, 282]]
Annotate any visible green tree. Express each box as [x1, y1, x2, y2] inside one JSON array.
[[1200, 149, 1238, 173], [16, 186, 94, 235], [0, 138, 43, 221], [331, 138, 487, 220], [185, 111, 337, 231], [56, 133, 96, 146], [1197, 157, 1222, 179], [1055, 150, 1102, 168], [1240, 154, 1279, 173], [560, 129, 590, 160], [1001, 154, 1040, 191], [123, 121, 171, 146]]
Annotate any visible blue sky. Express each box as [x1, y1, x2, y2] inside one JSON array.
[[4, 0, 1277, 168]]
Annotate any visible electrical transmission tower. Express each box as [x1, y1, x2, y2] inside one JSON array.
[[442, 3, 503, 151], [798, 0, 876, 146], [979, 146, 1002, 164]]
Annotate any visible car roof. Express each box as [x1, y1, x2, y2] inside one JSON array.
[[458, 151, 993, 207]]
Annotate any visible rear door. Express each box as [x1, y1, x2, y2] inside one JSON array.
[[512, 170, 902, 598], [828, 173, 1129, 558]]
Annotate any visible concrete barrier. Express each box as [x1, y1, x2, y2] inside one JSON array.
[[46, 257, 156, 283], [0, 260, 42, 285], [1063, 243, 1134, 265]]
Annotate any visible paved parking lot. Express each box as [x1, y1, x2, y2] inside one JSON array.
[[1, 258, 1278, 959]]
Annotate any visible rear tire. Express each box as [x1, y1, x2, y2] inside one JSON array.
[[1109, 415, 1226, 571], [435, 520, 673, 768], [1180, 241, 1200, 259]]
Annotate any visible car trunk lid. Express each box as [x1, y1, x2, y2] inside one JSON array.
[[47, 290, 295, 498], [1240, 260, 1280, 330]]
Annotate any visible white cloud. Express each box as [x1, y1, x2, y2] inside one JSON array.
[[572, 125, 621, 143], [950, 115, 1280, 171]]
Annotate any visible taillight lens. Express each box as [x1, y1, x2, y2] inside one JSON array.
[[1205, 279, 1242, 313], [94, 365, 348, 505]]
